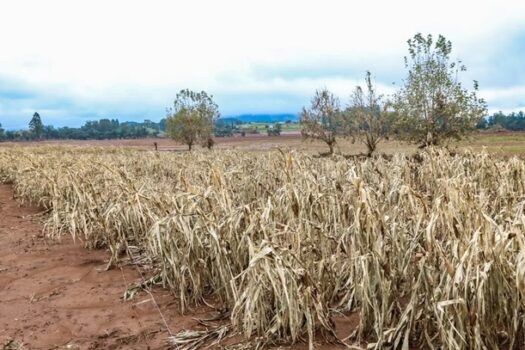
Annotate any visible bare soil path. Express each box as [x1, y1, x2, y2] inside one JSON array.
[[0, 184, 207, 349]]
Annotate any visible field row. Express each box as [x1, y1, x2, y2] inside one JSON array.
[[1, 147, 525, 349]]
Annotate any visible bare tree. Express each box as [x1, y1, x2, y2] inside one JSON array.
[[300, 89, 345, 155], [347, 71, 390, 156]]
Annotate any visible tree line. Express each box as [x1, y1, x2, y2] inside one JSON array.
[[477, 111, 525, 131], [0, 111, 281, 142], [0, 113, 166, 141]]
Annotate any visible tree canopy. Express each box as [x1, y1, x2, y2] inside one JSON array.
[[300, 89, 346, 154], [347, 71, 391, 156], [166, 89, 220, 150], [480, 111, 525, 131], [393, 33, 487, 147], [29, 112, 44, 140]]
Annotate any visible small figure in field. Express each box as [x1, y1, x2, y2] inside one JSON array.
[[154, 142, 158, 151]]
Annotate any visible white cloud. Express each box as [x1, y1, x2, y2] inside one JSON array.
[[481, 86, 525, 114], [481, 86, 525, 101], [0, 0, 524, 127]]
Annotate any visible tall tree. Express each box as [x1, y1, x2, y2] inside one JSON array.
[[29, 112, 44, 140], [347, 71, 391, 156], [166, 89, 220, 150], [393, 33, 487, 147], [300, 89, 345, 154], [0, 123, 5, 141]]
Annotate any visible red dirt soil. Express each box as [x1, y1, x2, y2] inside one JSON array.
[[0, 134, 305, 152], [0, 184, 354, 350], [0, 184, 210, 349]]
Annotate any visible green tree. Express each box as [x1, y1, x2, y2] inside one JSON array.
[[29, 112, 44, 140], [347, 71, 391, 156], [393, 33, 487, 147], [166, 89, 220, 150], [476, 116, 488, 130], [0, 123, 5, 141], [486, 111, 525, 131], [43, 125, 60, 139], [166, 109, 203, 151], [300, 89, 345, 154]]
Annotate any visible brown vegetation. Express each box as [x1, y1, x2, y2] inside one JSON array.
[[1, 146, 525, 349]]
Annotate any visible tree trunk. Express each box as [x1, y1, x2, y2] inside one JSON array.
[[328, 141, 334, 155], [366, 140, 374, 157], [188, 143, 193, 151]]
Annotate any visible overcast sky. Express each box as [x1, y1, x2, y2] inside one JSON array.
[[0, 0, 524, 129]]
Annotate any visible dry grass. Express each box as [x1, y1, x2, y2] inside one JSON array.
[[1, 146, 525, 349], [1, 339, 26, 350]]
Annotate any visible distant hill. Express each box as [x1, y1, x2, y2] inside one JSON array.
[[218, 117, 243, 125], [223, 114, 299, 123]]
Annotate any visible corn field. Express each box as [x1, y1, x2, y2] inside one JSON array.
[[1, 146, 525, 349]]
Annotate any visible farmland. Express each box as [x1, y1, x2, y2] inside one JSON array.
[[1, 143, 525, 349], [2, 130, 525, 154]]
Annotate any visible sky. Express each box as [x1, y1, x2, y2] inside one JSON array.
[[0, 0, 524, 129]]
